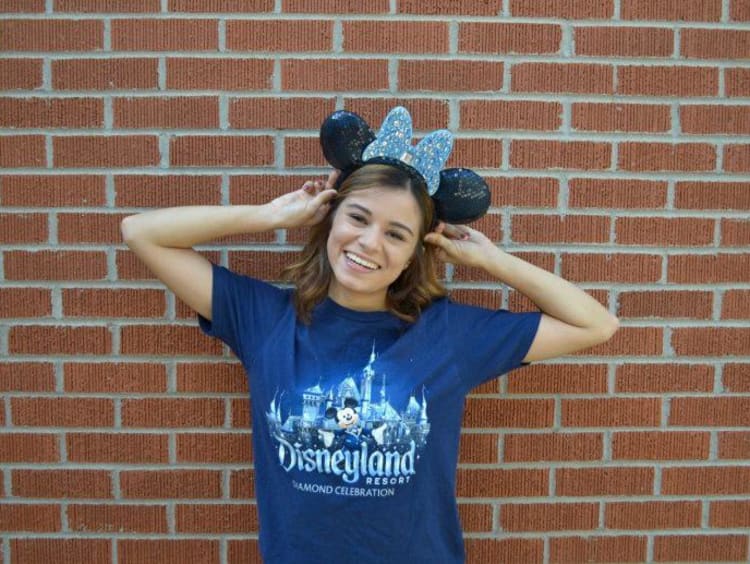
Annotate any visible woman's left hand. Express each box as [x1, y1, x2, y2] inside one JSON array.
[[423, 222, 497, 269]]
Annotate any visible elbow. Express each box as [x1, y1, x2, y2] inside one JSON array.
[[599, 314, 620, 342], [120, 215, 139, 245]]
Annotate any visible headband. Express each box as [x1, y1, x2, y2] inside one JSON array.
[[319, 106, 490, 224]]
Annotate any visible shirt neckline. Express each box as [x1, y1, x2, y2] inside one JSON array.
[[315, 296, 399, 324]]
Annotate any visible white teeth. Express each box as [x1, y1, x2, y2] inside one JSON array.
[[345, 252, 378, 270]]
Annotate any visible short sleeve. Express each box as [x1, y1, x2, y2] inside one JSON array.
[[197, 262, 291, 363], [445, 300, 542, 389]]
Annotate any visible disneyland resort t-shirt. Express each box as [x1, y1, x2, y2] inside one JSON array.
[[197, 263, 542, 564]]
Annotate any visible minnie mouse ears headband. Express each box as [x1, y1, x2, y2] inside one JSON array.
[[319, 106, 491, 224]]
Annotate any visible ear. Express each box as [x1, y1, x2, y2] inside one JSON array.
[[320, 111, 375, 172]]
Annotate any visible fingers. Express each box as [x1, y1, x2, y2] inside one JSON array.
[[325, 169, 341, 190], [433, 221, 470, 241]]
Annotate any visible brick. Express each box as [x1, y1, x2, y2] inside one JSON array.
[[569, 178, 667, 209], [722, 219, 750, 247], [167, 58, 273, 90], [727, 67, 750, 96], [556, 467, 654, 496], [461, 99, 561, 131], [572, 102, 670, 132], [13, 469, 111, 498], [719, 431, 750, 458], [670, 396, 750, 426], [504, 432, 603, 462], [460, 22, 560, 54], [230, 469, 255, 499], [447, 138, 503, 168], [120, 325, 223, 355], [669, 253, 749, 283], [619, 142, 716, 172], [229, 250, 301, 282], [725, 144, 750, 172], [116, 249, 220, 281], [732, 0, 750, 20], [400, 0, 500, 14], [683, 28, 750, 59], [511, 0, 613, 17], [0, 135, 45, 167], [621, 0, 722, 21], [400, 60, 503, 92], [176, 503, 257, 533], [64, 362, 167, 393], [176, 362, 246, 393], [0, 362, 55, 392], [55, 135, 159, 167], [58, 212, 127, 244], [112, 19, 217, 50], [343, 98, 450, 130], [613, 431, 709, 460], [616, 363, 713, 393], [55, 0, 160, 11], [2, 0, 45, 11], [2, 174, 105, 207], [0, 504, 59, 532], [454, 250, 552, 284], [710, 501, 750, 527], [653, 535, 748, 562], [672, 328, 750, 357], [0, 58, 43, 89], [662, 467, 750, 494], [563, 253, 663, 283], [177, 432, 252, 463], [0, 19, 102, 51], [120, 470, 222, 498], [53, 58, 159, 90], [458, 432, 498, 463], [0, 97, 102, 128], [577, 26, 672, 57], [67, 432, 168, 463], [512, 63, 612, 94], [344, 21, 447, 53], [459, 503, 493, 532], [606, 501, 701, 529], [115, 174, 221, 207], [513, 214, 609, 243], [119, 540, 219, 564], [170, 135, 273, 167], [617, 216, 714, 246], [284, 136, 325, 167], [68, 504, 167, 534], [456, 468, 548, 497], [0, 433, 59, 463], [674, 181, 750, 210], [6, 250, 107, 281], [0, 212, 47, 244], [448, 289, 502, 310], [11, 539, 111, 564], [549, 536, 647, 563], [170, 0, 273, 11], [463, 398, 554, 428], [723, 364, 750, 393], [9, 326, 111, 354], [11, 397, 113, 427], [0, 285, 51, 315], [114, 96, 218, 128], [122, 398, 224, 428], [284, 0, 386, 12], [466, 538, 544, 563], [230, 97, 335, 129], [507, 364, 607, 394], [227, 540, 263, 563], [63, 288, 166, 318], [283, 59, 388, 91], [563, 398, 661, 427], [682, 105, 750, 134], [502, 503, 598, 532], [511, 140, 610, 170], [618, 290, 713, 319], [618, 66, 718, 96], [227, 20, 333, 51], [231, 398, 250, 428]]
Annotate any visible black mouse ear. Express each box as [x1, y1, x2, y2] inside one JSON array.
[[319, 110, 376, 172], [432, 168, 491, 224]]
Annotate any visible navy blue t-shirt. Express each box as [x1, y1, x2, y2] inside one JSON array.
[[198, 263, 542, 564]]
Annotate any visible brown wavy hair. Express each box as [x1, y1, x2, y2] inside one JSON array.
[[281, 164, 447, 323]]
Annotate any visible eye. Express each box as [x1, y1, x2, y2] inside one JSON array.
[[387, 230, 406, 242], [349, 213, 366, 224]]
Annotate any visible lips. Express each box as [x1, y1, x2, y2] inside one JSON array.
[[344, 251, 379, 270]]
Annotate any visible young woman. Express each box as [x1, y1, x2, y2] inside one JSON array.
[[121, 108, 619, 563]]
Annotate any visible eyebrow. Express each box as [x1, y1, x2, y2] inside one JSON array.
[[345, 203, 415, 236]]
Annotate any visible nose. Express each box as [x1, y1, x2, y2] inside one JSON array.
[[358, 224, 382, 251]]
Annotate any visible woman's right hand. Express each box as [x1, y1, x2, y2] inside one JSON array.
[[266, 169, 340, 229]]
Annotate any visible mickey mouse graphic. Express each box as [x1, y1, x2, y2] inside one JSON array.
[[319, 398, 386, 449]]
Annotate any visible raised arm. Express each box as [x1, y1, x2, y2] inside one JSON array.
[[424, 222, 620, 363], [120, 174, 338, 320]]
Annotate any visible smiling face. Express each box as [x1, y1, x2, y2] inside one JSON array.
[[326, 186, 422, 311]]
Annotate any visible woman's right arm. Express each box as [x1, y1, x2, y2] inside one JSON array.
[[120, 175, 337, 321]]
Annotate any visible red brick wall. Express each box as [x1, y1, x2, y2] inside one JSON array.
[[1, 1, 749, 562]]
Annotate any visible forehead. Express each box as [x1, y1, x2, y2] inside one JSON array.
[[341, 187, 422, 228]]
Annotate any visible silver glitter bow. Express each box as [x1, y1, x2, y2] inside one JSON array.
[[361, 106, 453, 195]]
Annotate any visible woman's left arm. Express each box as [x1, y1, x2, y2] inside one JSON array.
[[424, 222, 620, 363]]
